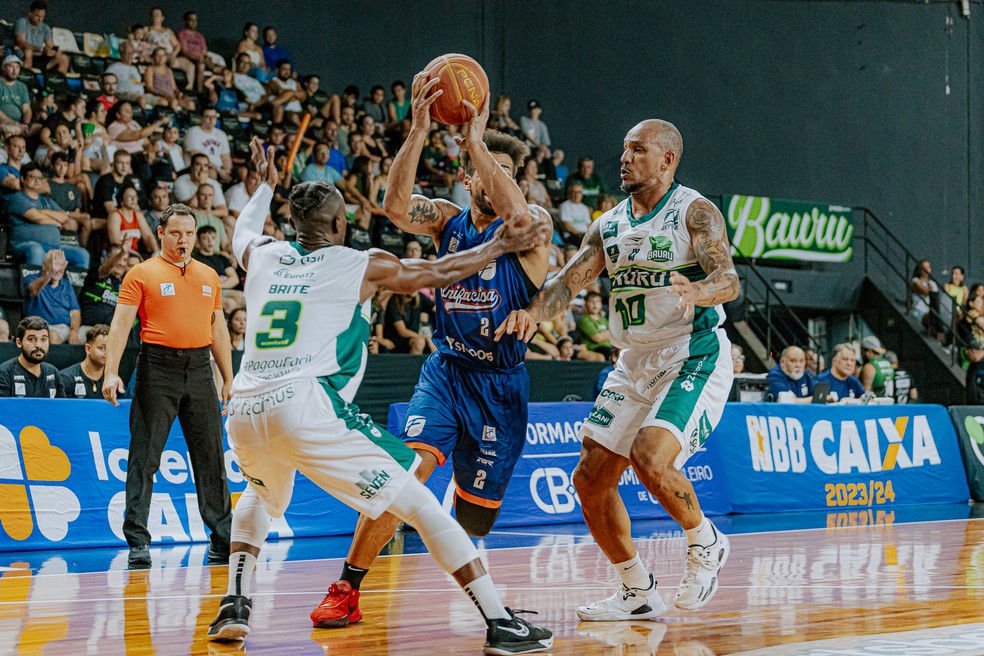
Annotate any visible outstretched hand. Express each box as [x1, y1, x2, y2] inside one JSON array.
[[494, 215, 551, 254], [410, 72, 443, 128], [249, 137, 279, 188]]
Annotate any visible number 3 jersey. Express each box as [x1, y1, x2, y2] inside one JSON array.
[[599, 182, 726, 350], [232, 241, 371, 403]]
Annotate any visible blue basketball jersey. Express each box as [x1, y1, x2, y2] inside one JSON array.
[[434, 207, 535, 370]]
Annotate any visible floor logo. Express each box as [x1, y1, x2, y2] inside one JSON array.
[[0, 424, 80, 541]]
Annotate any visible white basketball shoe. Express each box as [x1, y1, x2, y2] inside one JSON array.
[[674, 524, 730, 610], [577, 573, 667, 621]]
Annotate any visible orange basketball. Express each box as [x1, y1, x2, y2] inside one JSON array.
[[424, 53, 489, 125]]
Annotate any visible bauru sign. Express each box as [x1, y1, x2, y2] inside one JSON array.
[[723, 195, 854, 262]]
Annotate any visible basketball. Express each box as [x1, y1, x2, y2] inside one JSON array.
[[424, 53, 489, 125]]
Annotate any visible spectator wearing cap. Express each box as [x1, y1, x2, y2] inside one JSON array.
[[859, 335, 895, 399], [0, 55, 32, 136], [0, 316, 62, 398], [14, 1, 70, 74], [884, 350, 918, 404], [816, 343, 864, 402], [520, 100, 551, 149], [967, 340, 984, 404], [564, 157, 605, 211], [767, 345, 815, 403]]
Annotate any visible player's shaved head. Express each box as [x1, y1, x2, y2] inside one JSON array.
[[289, 181, 346, 245], [633, 119, 683, 161]]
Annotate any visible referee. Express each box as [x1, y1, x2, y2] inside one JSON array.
[[103, 203, 234, 569]]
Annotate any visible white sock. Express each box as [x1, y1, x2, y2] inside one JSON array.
[[685, 515, 718, 547], [613, 554, 653, 591], [463, 573, 509, 621], [226, 552, 258, 597]]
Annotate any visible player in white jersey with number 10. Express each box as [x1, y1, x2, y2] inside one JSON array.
[[206, 139, 554, 656], [496, 119, 740, 620]]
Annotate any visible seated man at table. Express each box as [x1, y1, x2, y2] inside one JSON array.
[[767, 345, 814, 403], [816, 343, 864, 402]]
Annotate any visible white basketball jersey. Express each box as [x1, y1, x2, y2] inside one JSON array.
[[599, 183, 725, 349], [232, 241, 371, 402]]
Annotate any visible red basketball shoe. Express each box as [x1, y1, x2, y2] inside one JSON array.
[[311, 580, 362, 628]]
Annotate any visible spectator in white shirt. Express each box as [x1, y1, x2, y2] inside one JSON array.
[[560, 183, 592, 244], [105, 42, 158, 109], [183, 105, 232, 183], [224, 166, 261, 218], [174, 153, 226, 216]]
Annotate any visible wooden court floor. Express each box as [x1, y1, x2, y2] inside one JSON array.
[[1, 515, 983, 655]]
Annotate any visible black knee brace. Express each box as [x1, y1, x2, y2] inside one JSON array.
[[454, 495, 501, 537]]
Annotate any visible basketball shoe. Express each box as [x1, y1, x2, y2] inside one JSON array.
[[310, 580, 361, 628], [483, 608, 553, 655], [577, 573, 666, 621], [674, 526, 730, 610], [207, 595, 252, 641]]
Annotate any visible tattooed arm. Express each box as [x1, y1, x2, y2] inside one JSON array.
[[494, 219, 607, 343], [380, 72, 460, 239], [669, 198, 741, 319]]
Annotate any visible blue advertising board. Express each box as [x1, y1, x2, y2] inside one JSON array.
[[0, 399, 359, 551], [388, 402, 733, 525], [715, 403, 969, 512]]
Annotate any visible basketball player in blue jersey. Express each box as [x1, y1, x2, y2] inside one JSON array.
[[312, 73, 551, 629]]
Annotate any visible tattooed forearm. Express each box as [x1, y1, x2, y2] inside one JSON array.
[[688, 199, 741, 307], [408, 200, 440, 225], [527, 221, 606, 321]]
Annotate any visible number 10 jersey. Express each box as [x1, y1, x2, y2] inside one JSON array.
[[232, 241, 371, 403], [599, 182, 726, 350]]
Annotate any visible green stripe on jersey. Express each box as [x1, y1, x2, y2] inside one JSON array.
[[318, 378, 417, 471], [655, 330, 720, 433], [324, 305, 370, 391]]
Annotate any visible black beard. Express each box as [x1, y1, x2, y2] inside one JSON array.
[[22, 348, 46, 365], [621, 180, 645, 194], [474, 194, 496, 217]]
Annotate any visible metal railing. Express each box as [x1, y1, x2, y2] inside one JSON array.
[[856, 207, 964, 368], [736, 258, 824, 361]]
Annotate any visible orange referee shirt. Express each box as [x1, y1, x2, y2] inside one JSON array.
[[118, 255, 223, 348]]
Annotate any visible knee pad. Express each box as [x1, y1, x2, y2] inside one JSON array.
[[231, 485, 272, 548], [454, 495, 500, 538], [389, 481, 478, 574]]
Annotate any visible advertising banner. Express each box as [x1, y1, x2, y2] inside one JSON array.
[[0, 400, 360, 551], [723, 195, 854, 262], [388, 402, 733, 526], [947, 406, 984, 501], [716, 403, 968, 512]]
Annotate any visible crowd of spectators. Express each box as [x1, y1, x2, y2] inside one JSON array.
[[0, 0, 629, 399], [761, 336, 917, 405]]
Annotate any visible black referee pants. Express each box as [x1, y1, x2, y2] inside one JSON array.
[[123, 344, 233, 548]]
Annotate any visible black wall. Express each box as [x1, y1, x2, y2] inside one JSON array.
[[20, 0, 984, 275]]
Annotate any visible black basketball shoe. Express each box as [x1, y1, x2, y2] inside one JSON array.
[[483, 608, 553, 655], [207, 595, 252, 641]]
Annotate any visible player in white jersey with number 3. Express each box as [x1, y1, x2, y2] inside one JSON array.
[[206, 138, 553, 655], [496, 119, 740, 620]]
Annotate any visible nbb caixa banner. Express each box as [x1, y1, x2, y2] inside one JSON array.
[[717, 403, 968, 512], [723, 195, 854, 262], [0, 399, 360, 551], [388, 402, 732, 524]]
